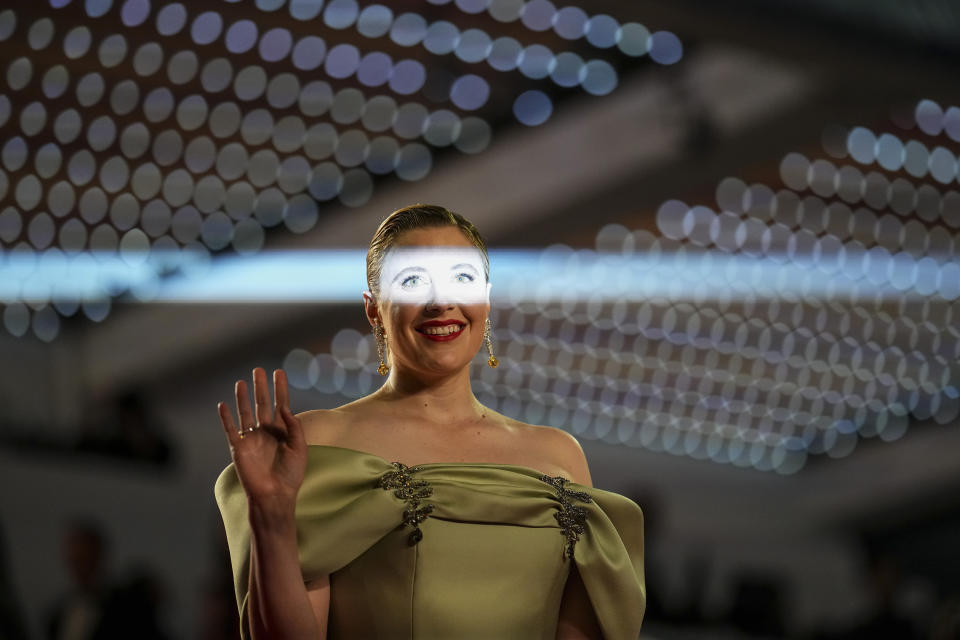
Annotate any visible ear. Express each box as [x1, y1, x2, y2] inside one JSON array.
[[485, 281, 492, 305], [362, 291, 380, 328]]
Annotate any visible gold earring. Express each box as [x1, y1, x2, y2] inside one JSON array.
[[374, 323, 389, 376], [484, 318, 498, 368]]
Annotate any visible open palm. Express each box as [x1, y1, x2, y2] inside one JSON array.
[[218, 367, 307, 511]]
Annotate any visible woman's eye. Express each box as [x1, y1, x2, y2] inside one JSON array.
[[401, 274, 425, 289], [453, 272, 475, 283]]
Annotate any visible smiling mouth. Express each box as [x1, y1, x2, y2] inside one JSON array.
[[417, 324, 466, 336]]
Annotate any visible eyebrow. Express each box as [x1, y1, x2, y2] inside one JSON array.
[[451, 263, 481, 273], [391, 266, 426, 283]]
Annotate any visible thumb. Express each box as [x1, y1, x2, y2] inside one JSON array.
[[279, 405, 306, 450]]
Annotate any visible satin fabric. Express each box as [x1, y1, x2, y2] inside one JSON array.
[[215, 444, 645, 639]]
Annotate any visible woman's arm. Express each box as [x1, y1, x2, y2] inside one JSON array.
[[218, 368, 327, 639], [550, 429, 604, 640], [247, 507, 325, 639], [556, 563, 603, 640]]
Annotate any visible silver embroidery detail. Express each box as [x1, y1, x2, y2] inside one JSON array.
[[378, 462, 435, 545], [540, 474, 592, 560]]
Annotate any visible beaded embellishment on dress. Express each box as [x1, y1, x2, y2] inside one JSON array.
[[540, 474, 593, 560], [377, 462, 435, 545]]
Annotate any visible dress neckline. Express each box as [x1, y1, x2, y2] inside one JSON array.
[[306, 443, 577, 484]]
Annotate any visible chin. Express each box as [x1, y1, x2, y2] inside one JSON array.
[[412, 350, 474, 373]]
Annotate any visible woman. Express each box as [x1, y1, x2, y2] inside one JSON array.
[[215, 204, 645, 639]]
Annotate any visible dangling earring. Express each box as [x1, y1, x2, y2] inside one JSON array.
[[374, 322, 389, 375], [484, 318, 498, 368]]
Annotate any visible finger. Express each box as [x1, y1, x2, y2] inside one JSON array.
[[253, 367, 273, 426], [279, 404, 306, 450], [218, 402, 242, 450], [235, 379, 255, 429], [274, 369, 290, 412]]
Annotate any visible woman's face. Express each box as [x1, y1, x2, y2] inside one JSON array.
[[365, 226, 490, 378]]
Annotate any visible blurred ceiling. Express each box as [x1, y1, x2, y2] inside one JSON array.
[[1, 0, 958, 480]]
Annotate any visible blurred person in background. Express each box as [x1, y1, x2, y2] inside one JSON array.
[[75, 390, 173, 466], [196, 525, 241, 640], [214, 204, 647, 639], [45, 520, 110, 640], [930, 595, 960, 640], [45, 520, 170, 640], [0, 518, 29, 640]]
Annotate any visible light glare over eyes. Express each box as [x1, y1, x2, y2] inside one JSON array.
[[379, 247, 489, 304]]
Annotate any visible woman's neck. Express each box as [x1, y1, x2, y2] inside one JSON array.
[[372, 365, 487, 426]]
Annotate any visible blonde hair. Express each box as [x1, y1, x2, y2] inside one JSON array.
[[366, 204, 490, 296]]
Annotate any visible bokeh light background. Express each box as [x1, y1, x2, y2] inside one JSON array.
[[1, 1, 960, 638]]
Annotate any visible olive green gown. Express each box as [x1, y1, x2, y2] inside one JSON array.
[[215, 444, 646, 639]]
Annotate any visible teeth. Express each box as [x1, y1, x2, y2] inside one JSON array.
[[421, 324, 463, 335]]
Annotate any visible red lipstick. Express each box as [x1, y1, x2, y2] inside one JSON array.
[[416, 319, 466, 342]]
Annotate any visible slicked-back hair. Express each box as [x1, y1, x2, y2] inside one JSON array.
[[366, 204, 490, 297]]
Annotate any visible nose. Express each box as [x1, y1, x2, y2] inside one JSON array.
[[424, 280, 456, 309]]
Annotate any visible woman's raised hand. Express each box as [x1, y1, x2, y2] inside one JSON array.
[[218, 368, 307, 516]]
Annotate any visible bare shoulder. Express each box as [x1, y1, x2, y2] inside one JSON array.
[[295, 407, 351, 445], [509, 419, 593, 487], [295, 395, 384, 445]]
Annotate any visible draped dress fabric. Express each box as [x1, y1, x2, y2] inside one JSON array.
[[215, 444, 646, 640]]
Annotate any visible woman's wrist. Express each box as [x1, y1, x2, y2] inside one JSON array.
[[248, 497, 298, 533]]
